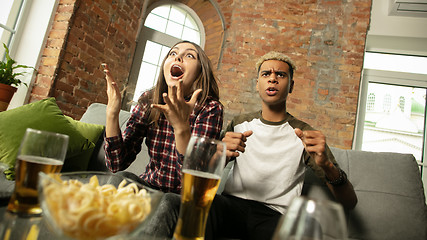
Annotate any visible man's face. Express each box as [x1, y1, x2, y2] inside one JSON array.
[[256, 60, 293, 107]]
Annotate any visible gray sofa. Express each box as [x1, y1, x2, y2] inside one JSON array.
[[79, 103, 427, 240]]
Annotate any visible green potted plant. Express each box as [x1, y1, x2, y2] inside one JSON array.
[[0, 43, 34, 111]]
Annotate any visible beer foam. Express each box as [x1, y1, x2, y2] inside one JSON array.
[[18, 155, 63, 165], [182, 169, 221, 180]]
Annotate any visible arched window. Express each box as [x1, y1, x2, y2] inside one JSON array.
[[128, 1, 205, 106]]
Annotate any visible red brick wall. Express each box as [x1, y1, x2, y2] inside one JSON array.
[[30, 0, 143, 118], [29, 0, 371, 149]]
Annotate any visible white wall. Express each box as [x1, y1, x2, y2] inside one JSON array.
[[367, 0, 427, 55], [370, 0, 427, 38], [7, 0, 58, 110]]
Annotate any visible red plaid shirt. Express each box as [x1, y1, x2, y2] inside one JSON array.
[[104, 95, 223, 193]]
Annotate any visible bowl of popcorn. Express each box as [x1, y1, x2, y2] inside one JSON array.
[[37, 171, 163, 240]]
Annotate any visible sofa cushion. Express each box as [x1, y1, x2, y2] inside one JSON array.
[[80, 103, 139, 172], [0, 97, 94, 175], [65, 116, 105, 172], [66, 116, 105, 145], [331, 148, 427, 240], [302, 147, 427, 240], [79, 103, 131, 129]]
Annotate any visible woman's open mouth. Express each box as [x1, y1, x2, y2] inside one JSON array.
[[171, 65, 184, 79]]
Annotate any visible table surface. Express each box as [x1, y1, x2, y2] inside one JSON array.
[[0, 201, 51, 240], [0, 198, 167, 240]]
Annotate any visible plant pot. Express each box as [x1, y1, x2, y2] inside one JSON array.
[[0, 83, 17, 111]]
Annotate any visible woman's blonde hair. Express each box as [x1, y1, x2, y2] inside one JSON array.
[[138, 40, 220, 125]]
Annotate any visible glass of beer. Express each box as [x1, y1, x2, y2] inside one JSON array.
[[173, 136, 226, 240], [7, 128, 69, 216]]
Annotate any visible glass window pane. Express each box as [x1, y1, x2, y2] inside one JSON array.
[[133, 42, 171, 103], [165, 21, 183, 39], [169, 6, 186, 23], [158, 45, 171, 65], [184, 16, 198, 30], [142, 41, 162, 65], [182, 27, 200, 44], [0, 1, 14, 25], [364, 52, 427, 75], [151, 5, 170, 18], [134, 62, 157, 102], [0, 30, 13, 42], [144, 13, 167, 33], [361, 82, 426, 161]]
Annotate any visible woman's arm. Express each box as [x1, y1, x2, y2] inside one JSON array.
[[102, 63, 122, 138], [102, 63, 148, 171]]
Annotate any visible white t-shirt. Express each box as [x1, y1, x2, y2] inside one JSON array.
[[222, 111, 333, 214]]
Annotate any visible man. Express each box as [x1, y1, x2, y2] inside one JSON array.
[[204, 51, 358, 240]]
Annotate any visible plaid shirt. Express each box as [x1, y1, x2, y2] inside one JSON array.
[[105, 95, 223, 193]]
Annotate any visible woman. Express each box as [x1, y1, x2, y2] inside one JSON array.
[[103, 41, 223, 193]]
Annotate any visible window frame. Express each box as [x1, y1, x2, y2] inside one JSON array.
[[354, 67, 427, 170], [1, 0, 58, 109], [354, 68, 427, 150], [0, 0, 31, 59]]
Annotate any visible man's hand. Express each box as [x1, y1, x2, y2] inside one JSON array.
[[294, 128, 328, 167], [295, 128, 358, 209], [222, 130, 253, 161]]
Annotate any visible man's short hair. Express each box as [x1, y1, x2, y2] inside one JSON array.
[[255, 51, 296, 80]]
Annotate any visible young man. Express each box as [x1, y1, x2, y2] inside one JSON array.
[[204, 51, 358, 240]]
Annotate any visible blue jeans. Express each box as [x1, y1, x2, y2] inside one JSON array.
[[140, 192, 181, 239]]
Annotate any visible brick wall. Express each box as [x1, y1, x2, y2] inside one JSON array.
[[29, 0, 371, 149], [30, 0, 143, 118]]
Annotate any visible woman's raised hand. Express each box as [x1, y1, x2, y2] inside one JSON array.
[[102, 63, 122, 117], [151, 80, 201, 133]]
